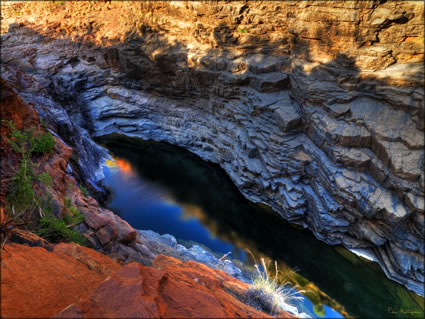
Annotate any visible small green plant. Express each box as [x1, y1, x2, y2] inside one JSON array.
[[37, 172, 53, 187], [64, 196, 72, 208], [237, 27, 249, 34], [3, 120, 56, 156], [32, 131, 56, 154], [37, 214, 86, 245], [8, 158, 35, 211], [2, 120, 85, 246], [64, 206, 84, 225], [79, 185, 89, 198], [245, 257, 303, 315]]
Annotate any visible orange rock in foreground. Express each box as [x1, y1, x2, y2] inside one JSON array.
[[55, 255, 276, 318], [2, 243, 294, 318], [0, 243, 120, 318]]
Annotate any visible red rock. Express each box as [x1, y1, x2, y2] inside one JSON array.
[[8, 228, 53, 251], [101, 209, 137, 244], [2, 242, 295, 319], [0, 78, 73, 218], [95, 222, 117, 246], [56, 263, 162, 318], [82, 209, 110, 230], [0, 243, 120, 318], [53, 242, 118, 276], [0, 79, 41, 207], [0, 79, 135, 254], [55, 255, 285, 318]]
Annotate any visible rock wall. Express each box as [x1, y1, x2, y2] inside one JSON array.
[[1, 1, 424, 295]]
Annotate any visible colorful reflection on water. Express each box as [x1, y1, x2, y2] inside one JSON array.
[[98, 134, 424, 319], [104, 157, 247, 261]]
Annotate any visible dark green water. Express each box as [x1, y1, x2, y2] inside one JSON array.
[[97, 134, 424, 319]]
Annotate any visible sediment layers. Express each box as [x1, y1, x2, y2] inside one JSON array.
[[1, 1, 424, 295]]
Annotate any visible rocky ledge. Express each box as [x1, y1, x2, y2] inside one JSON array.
[[2, 242, 295, 318], [1, 1, 424, 295]]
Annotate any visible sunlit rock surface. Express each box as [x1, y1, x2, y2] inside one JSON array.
[[2, 242, 287, 318], [1, 1, 424, 295], [0, 242, 120, 318]]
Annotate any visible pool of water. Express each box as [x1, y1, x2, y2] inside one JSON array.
[[97, 134, 424, 319]]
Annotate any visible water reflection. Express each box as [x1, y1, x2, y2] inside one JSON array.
[[97, 134, 424, 319], [104, 156, 242, 259]]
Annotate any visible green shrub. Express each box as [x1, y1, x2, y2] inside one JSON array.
[[4, 121, 35, 155], [3, 120, 85, 246], [64, 196, 72, 208], [37, 214, 86, 245], [39, 193, 54, 216], [8, 158, 35, 211], [37, 172, 53, 187], [64, 206, 84, 225], [79, 185, 89, 198], [3, 120, 56, 156], [67, 183, 74, 193], [32, 131, 56, 154], [237, 27, 249, 34]]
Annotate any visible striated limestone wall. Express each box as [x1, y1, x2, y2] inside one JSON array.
[[1, 1, 424, 295]]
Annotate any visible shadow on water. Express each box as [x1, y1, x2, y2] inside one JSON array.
[[96, 134, 424, 319]]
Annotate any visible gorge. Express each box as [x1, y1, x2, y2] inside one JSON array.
[[1, 1, 424, 318], [99, 134, 422, 318]]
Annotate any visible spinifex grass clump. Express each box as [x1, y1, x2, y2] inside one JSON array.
[[245, 257, 303, 316]]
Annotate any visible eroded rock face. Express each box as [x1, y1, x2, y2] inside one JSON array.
[[54, 255, 283, 318], [1, 242, 287, 318], [0, 243, 121, 318], [1, 1, 424, 295]]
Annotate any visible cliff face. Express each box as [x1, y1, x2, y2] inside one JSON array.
[[1, 1, 424, 295]]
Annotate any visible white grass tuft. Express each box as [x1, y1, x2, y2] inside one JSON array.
[[246, 257, 304, 316]]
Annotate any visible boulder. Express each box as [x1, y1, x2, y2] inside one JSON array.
[[275, 104, 303, 133]]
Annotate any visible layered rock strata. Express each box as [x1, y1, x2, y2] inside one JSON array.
[[1, 1, 424, 295]]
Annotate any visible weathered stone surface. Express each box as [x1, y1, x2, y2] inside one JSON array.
[[100, 209, 137, 244], [95, 222, 116, 246], [82, 209, 109, 230], [250, 72, 289, 92], [1, 0, 423, 296], [7, 228, 54, 251], [0, 243, 120, 318], [136, 230, 252, 283], [275, 104, 303, 133], [54, 255, 287, 318], [2, 242, 284, 319]]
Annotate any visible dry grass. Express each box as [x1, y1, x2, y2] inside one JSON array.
[[245, 257, 303, 316]]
